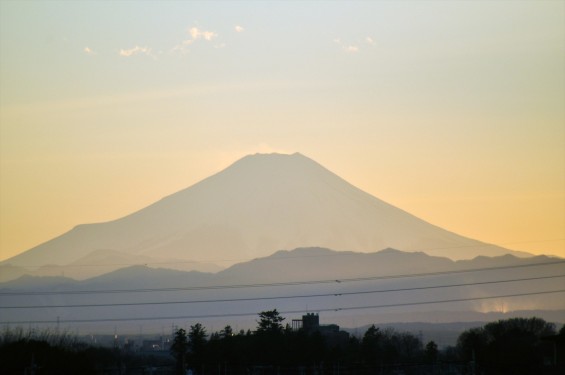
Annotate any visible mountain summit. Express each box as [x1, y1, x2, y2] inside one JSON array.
[[3, 153, 523, 276]]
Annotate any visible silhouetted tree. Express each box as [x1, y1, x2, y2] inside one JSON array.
[[187, 323, 207, 374], [170, 328, 189, 375], [255, 309, 286, 369], [424, 340, 438, 363], [457, 327, 487, 362], [361, 324, 382, 367], [209, 325, 237, 373], [220, 325, 233, 338], [256, 309, 285, 334]]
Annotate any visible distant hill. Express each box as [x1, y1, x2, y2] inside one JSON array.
[[1, 247, 562, 333], [1, 153, 530, 280]]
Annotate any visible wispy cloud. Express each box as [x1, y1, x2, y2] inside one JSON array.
[[119, 45, 153, 58], [235, 25, 244, 33], [83, 47, 96, 55], [334, 38, 358, 53], [172, 26, 219, 54], [189, 27, 218, 41], [334, 36, 375, 53]]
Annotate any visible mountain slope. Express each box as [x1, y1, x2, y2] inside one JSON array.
[[3, 153, 526, 274]]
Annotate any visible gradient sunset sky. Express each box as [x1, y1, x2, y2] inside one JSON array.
[[1, 1, 564, 262]]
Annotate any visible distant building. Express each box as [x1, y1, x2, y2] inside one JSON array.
[[292, 313, 349, 347], [142, 339, 162, 352]]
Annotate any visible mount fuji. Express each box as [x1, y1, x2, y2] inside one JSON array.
[[2, 153, 528, 279]]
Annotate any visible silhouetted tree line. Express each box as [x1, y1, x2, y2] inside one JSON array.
[[1, 313, 563, 374], [170, 309, 448, 375], [168, 312, 565, 375], [456, 317, 564, 375], [0, 327, 173, 375]]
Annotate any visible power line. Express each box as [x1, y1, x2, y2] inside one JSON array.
[[2, 289, 563, 325], [1, 274, 563, 310], [332, 290, 565, 313], [1, 259, 563, 297]]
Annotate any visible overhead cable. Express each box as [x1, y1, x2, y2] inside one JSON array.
[[1, 274, 563, 309], [2, 289, 563, 325]]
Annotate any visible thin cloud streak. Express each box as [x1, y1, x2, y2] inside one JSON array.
[[334, 39, 358, 53], [334, 36, 375, 53], [172, 26, 219, 54], [119, 45, 153, 58], [189, 27, 217, 41]]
